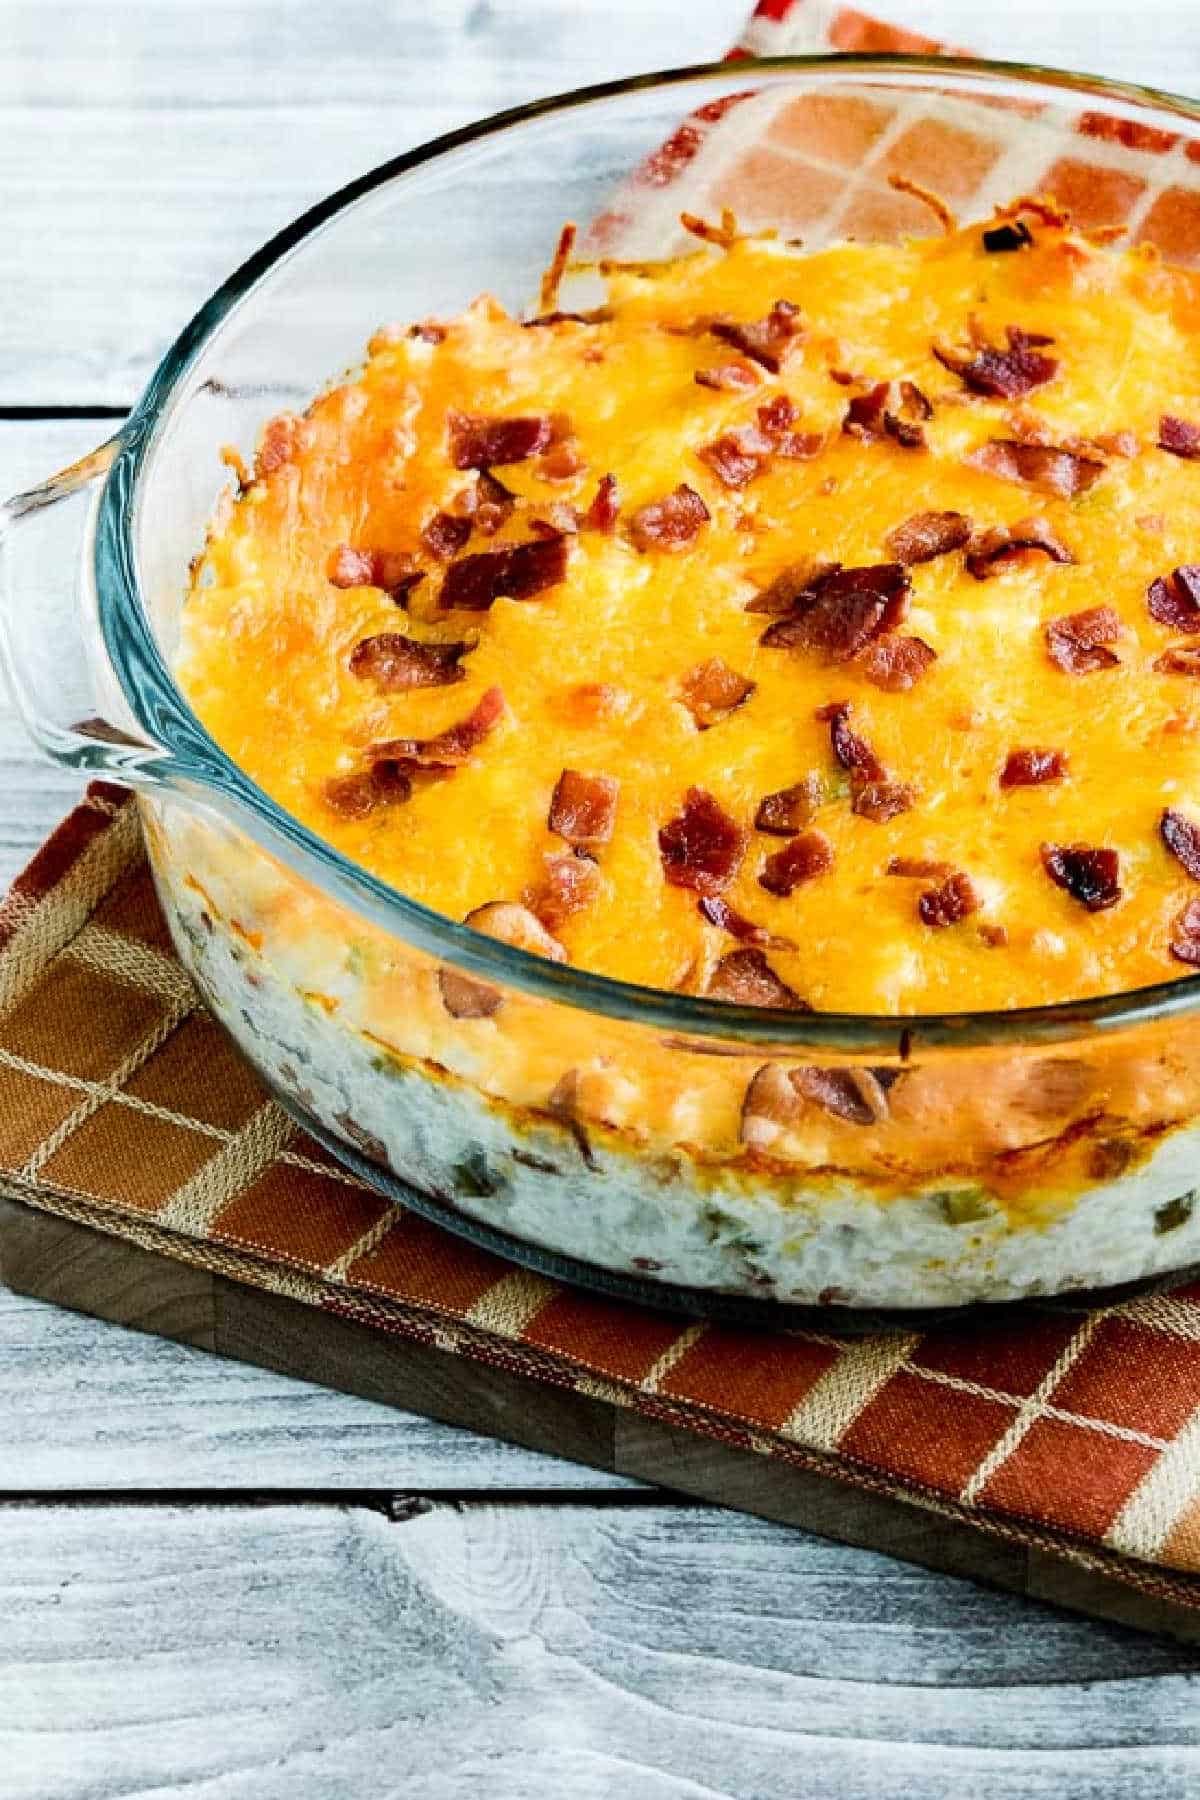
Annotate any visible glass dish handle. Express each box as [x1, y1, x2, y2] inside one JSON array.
[[0, 437, 176, 787]]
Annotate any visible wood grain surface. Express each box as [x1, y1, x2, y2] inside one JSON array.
[[5, 2, 1200, 1794]]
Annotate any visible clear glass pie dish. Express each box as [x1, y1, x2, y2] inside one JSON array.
[[6, 54, 1200, 1315]]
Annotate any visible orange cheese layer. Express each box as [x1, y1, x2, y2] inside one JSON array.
[[181, 220, 1200, 1013]]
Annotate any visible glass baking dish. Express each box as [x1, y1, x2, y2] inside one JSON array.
[[6, 55, 1200, 1314]]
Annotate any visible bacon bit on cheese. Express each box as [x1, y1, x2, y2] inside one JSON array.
[[793, 1065, 890, 1125], [755, 393, 823, 458], [934, 325, 1058, 399], [886, 510, 971, 564], [369, 685, 505, 768], [966, 516, 1074, 579], [918, 871, 981, 927], [583, 473, 620, 532], [463, 900, 567, 961], [440, 536, 570, 609], [421, 512, 472, 560], [525, 851, 602, 933], [697, 894, 797, 951], [1155, 645, 1200, 677], [629, 483, 710, 552], [679, 657, 756, 728], [755, 777, 821, 836], [1045, 606, 1123, 674], [548, 769, 619, 847], [323, 763, 412, 820], [1147, 565, 1200, 631], [447, 412, 554, 469], [328, 544, 424, 599], [758, 829, 834, 896], [1041, 842, 1122, 911], [710, 299, 803, 373], [856, 635, 937, 693], [255, 413, 313, 479], [703, 948, 809, 1009], [853, 780, 917, 823], [1161, 808, 1200, 880], [759, 563, 911, 661], [694, 361, 760, 392], [348, 633, 470, 692], [470, 470, 516, 536], [1170, 896, 1200, 966], [739, 1063, 804, 1145], [658, 787, 748, 894], [1159, 415, 1200, 459], [1000, 748, 1069, 788], [698, 426, 773, 489], [842, 380, 928, 449], [965, 439, 1104, 497], [827, 701, 886, 782], [982, 220, 1034, 253]]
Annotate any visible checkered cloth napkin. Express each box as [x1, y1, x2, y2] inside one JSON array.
[[9, 3, 1200, 1627]]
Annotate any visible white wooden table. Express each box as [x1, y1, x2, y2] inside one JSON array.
[[5, 4, 1200, 1794]]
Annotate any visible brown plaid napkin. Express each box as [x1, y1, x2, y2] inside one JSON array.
[[9, 3, 1200, 1626], [8, 783, 1200, 1619]]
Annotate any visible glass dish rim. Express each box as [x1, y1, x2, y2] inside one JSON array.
[[95, 51, 1200, 1055]]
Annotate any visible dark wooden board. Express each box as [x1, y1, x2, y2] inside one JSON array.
[[4, 1190, 1199, 1643]]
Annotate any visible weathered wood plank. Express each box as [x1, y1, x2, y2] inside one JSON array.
[[1, 1500, 1199, 1800]]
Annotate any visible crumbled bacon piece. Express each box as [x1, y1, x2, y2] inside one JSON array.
[[698, 427, 773, 488], [710, 300, 803, 373], [447, 412, 554, 469], [842, 380, 927, 450], [745, 560, 831, 615], [421, 512, 472, 561], [1041, 842, 1122, 911], [410, 321, 447, 344], [1147, 566, 1200, 632], [679, 657, 756, 729], [1045, 606, 1122, 674], [933, 325, 1058, 399], [694, 361, 760, 392], [256, 413, 312, 479], [966, 516, 1074, 579], [1161, 808, 1200, 880], [759, 563, 910, 661], [697, 895, 796, 952], [982, 220, 1033, 252], [885, 510, 971, 564], [739, 1063, 803, 1145], [856, 635, 937, 693], [328, 544, 424, 600], [758, 830, 834, 896], [583, 473, 619, 532], [629, 484, 710, 553], [703, 948, 808, 1010], [852, 781, 916, 823], [965, 440, 1104, 497], [348, 633, 470, 692], [471, 470, 516, 536], [1000, 748, 1068, 788], [548, 769, 619, 847], [827, 702, 886, 782], [526, 852, 602, 933], [918, 871, 981, 927], [539, 439, 585, 482], [1155, 645, 1200, 677], [439, 900, 567, 1019], [754, 394, 823, 459], [440, 537, 570, 609], [1095, 430, 1139, 459], [324, 763, 412, 820], [1170, 897, 1200, 966], [1159, 415, 1200, 459], [658, 787, 747, 895], [369, 686, 505, 768], [792, 1066, 890, 1125], [754, 777, 821, 836], [887, 856, 955, 878]]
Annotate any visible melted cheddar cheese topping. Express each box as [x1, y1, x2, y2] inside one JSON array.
[[181, 216, 1200, 1014]]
